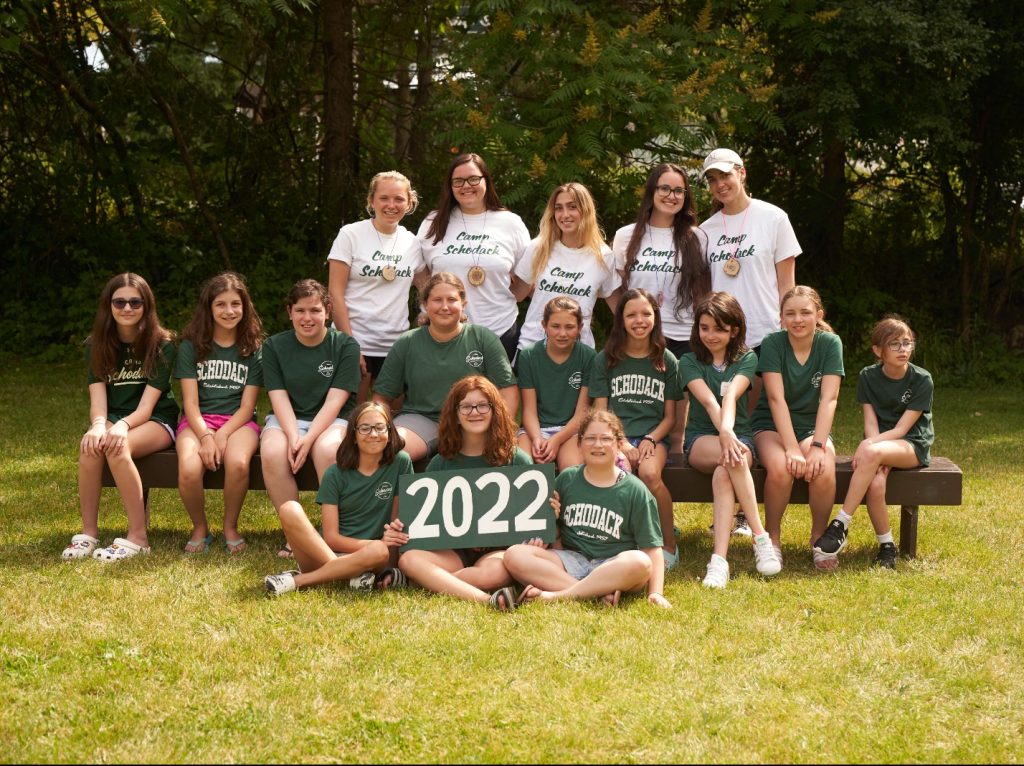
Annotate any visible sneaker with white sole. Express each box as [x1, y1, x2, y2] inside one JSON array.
[[774, 544, 783, 569], [813, 518, 849, 555], [874, 541, 898, 569], [752, 533, 782, 576], [264, 570, 299, 596], [702, 554, 730, 589], [349, 571, 376, 591], [732, 512, 752, 537], [62, 534, 99, 560]]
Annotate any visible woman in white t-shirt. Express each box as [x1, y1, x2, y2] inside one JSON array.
[[512, 182, 619, 351], [328, 171, 425, 397], [612, 162, 712, 452], [418, 152, 530, 360]]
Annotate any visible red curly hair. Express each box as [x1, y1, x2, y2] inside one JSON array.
[[436, 375, 517, 466]]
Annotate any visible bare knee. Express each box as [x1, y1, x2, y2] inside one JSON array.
[[712, 466, 732, 491], [365, 540, 389, 569], [277, 500, 305, 525]]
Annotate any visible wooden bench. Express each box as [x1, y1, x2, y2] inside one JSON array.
[[105, 450, 963, 558]]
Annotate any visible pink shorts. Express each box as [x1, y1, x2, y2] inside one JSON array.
[[176, 413, 261, 437]]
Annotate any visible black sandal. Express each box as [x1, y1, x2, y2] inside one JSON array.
[[488, 587, 518, 612], [376, 567, 408, 590], [277, 541, 293, 559]]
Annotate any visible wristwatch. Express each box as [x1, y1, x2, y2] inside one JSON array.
[[811, 440, 825, 450]]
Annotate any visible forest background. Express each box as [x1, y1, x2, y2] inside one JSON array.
[[2, 0, 1022, 383]]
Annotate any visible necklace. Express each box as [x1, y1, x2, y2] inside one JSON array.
[[719, 203, 751, 277], [372, 221, 400, 281], [646, 226, 673, 307], [459, 208, 489, 286]]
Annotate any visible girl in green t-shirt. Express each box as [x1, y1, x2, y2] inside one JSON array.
[[398, 376, 533, 611], [814, 315, 934, 570], [517, 296, 594, 470], [590, 287, 680, 568], [681, 292, 781, 588], [264, 401, 414, 596], [752, 286, 844, 572], [175, 272, 265, 555], [505, 409, 671, 609], [65, 273, 178, 563]]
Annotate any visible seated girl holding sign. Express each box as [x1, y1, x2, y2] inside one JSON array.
[[264, 401, 413, 596], [397, 375, 534, 611], [504, 410, 670, 609]]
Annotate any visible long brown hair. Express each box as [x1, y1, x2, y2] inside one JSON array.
[[181, 272, 265, 362], [781, 285, 834, 334], [621, 163, 711, 321], [425, 153, 507, 245], [436, 376, 517, 466], [689, 292, 748, 366], [87, 273, 173, 380], [335, 401, 405, 471], [603, 288, 667, 372]]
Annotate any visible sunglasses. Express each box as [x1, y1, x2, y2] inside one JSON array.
[[111, 298, 145, 310]]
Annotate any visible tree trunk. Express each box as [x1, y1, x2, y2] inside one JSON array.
[[821, 138, 846, 275], [408, 1, 434, 170], [322, 0, 357, 252]]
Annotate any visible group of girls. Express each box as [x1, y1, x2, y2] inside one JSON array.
[[67, 146, 934, 606]]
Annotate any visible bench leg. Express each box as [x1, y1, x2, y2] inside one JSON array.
[[899, 505, 918, 559], [143, 488, 151, 530]]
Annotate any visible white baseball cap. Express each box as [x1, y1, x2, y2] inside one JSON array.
[[702, 148, 744, 175]]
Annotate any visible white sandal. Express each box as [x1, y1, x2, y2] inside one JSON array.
[[62, 534, 99, 560], [92, 537, 150, 563]]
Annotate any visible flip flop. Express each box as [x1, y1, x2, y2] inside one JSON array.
[[600, 590, 622, 608], [224, 537, 247, 555], [277, 541, 293, 559], [813, 549, 839, 572], [516, 584, 542, 605], [184, 534, 214, 554], [489, 587, 518, 611]]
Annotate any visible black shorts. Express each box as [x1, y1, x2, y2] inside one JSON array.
[[665, 337, 692, 358], [364, 355, 387, 379]]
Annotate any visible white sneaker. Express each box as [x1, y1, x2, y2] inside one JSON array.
[[264, 570, 298, 596], [349, 571, 376, 591], [753, 533, 782, 576], [702, 554, 730, 589]]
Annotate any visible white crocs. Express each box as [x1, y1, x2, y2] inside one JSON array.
[[92, 537, 150, 563], [62, 534, 99, 560]]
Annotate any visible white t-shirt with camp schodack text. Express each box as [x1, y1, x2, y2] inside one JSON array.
[[700, 198, 801, 348], [418, 209, 530, 336], [515, 239, 618, 350], [327, 218, 424, 357], [613, 223, 708, 343]]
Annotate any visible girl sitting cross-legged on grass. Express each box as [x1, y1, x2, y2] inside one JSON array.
[[174, 272, 265, 555], [516, 296, 595, 470], [65, 272, 179, 563], [504, 409, 671, 609], [397, 375, 536, 611], [751, 286, 844, 572], [587, 287, 683, 570], [264, 401, 414, 596], [679, 291, 782, 588], [813, 315, 934, 569], [261, 279, 362, 559]]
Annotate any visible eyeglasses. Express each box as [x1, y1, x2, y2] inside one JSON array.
[[886, 340, 916, 351], [581, 435, 617, 446], [655, 185, 686, 198], [451, 175, 484, 188], [111, 298, 144, 310], [355, 423, 389, 436], [457, 401, 492, 415]]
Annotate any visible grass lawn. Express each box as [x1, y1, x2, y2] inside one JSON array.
[[1, 361, 1022, 763]]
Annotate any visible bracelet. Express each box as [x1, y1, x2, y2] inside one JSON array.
[[91, 417, 106, 426], [641, 435, 657, 446], [200, 432, 215, 441], [811, 440, 825, 450]]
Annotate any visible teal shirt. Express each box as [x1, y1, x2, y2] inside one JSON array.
[[554, 465, 662, 560], [174, 339, 263, 418], [86, 340, 179, 426], [679, 350, 758, 439], [426, 446, 533, 472], [750, 330, 844, 439], [517, 340, 594, 428], [587, 350, 683, 437], [262, 328, 361, 421], [316, 452, 415, 540], [856, 362, 934, 466]]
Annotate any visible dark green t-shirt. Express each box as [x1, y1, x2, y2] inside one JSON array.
[[262, 328, 361, 421], [587, 350, 683, 437], [554, 465, 662, 560], [86, 340, 179, 426], [374, 324, 516, 421], [679, 350, 758, 439], [174, 339, 264, 418], [426, 446, 533, 472], [316, 451, 415, 540], [856, 362, 934, 466], [517, 340, 595, 428], [750, 330, 845, 438]]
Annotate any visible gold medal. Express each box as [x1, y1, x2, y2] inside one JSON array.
[[381, 265, 397, 282], [723, 258, 741, 277], [468, 265, 486, 286]]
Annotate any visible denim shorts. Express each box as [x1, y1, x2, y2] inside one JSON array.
[[683, 432, 757, 462], [554, 548, 613, 580], [263, 415, 347, 437], [626, 435, 670, 450]]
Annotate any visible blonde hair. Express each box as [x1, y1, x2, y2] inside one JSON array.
[[530, 183, 609, 285], [365, 171, 419, 216], [781, 285, 834, 333]]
